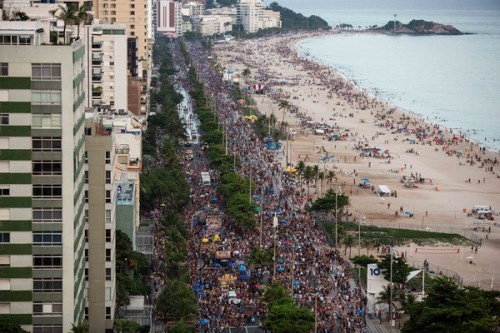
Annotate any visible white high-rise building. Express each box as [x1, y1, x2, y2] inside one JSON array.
[[237, 0, 265, 33]]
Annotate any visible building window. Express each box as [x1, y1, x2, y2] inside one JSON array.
[[33, 232, 62, 246], [32, 91, 62, 105], [85, 171, 88, 184], [0, 233, 10, 243], [85, 268, 88, 281], [0, 114, 8, 125], [33, 208, 62, 223], [32, 114, 62, 128], [33, 278, 63, 292], [85, 307, 88, 320], [85, 229, 88, 242], [33, 325, 63, 333], [105, 209, 111, 224], [106, 268, 112, 281], [32, 64, 61, 81], [105, 229, 111, 242], [85, 190, 88, 203], [0, 63, 7, 76], [106, 248, 111, 261], [105, 287, 112, 301], [105, 151, 111, 164], [84, 151, 88, 164], [33, 303, 63, 315], [105, 190, 111, 203], [32, 161, 62, 175], [0, 187, 10, 196], [106, 306, 111, 319], [111, 10, 116, 15], [32, 137, 62, 151], [105, 170, 111, 184], [85, 249, 88, 262], [130, 11, 135, 15], [33, 184, 62, 198], [33, 256, 62, 269]]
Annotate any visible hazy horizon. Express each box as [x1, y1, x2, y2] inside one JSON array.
[[265, 0, 500, 12]]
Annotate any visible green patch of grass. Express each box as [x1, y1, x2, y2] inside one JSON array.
[[322, 221, 471, 246]]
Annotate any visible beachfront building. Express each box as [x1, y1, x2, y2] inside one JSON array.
[[156, 0, 183, 37], [191, 15, 234, 36], [237, 0, 264, 33], [0, 20, 87, 332], [84, 23, 128, 110], [83, 111, 116, 332], [262, 9, 281, 29]]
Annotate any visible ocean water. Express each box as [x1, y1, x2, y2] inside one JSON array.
[[267, 0, 500, 151]]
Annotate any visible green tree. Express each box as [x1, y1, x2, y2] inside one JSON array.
[[264, 300, 315, 333], [0, 317, 29, 333], [309, 188, 349, 213], [73, 5, 90, 39], [278, 99, 291, 126], [351, 255, 379, 267], [56, 5, 77, 44], [343, 234, 355, 257], [70, 323, 88, 333], [303, 165, 314, 197], [263, 283, 293, 304], [376, 284, 399, 315], [250, 246, 274, 270], [156, 281, 199, 324], [326, 170, 336, 189], [378, 254, 412, 285], [402, 277, 500, 333], [296, 160, 305, 184]]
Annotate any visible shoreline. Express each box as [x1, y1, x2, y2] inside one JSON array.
[[293, 31, 499, 153], [213, 30, 500, 288]]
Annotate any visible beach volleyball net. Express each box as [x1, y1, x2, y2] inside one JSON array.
[[415, 247, 460, 254]]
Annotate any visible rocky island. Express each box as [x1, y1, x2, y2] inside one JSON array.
[[371, 19, 465, 35]]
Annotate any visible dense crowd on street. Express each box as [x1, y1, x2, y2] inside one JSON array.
[[151, 39, 368, 332]]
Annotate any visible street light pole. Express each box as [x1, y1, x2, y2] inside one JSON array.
[[335, 186, 341, 248], [273, 214, 278, 278], [390, 248, 393, 333]]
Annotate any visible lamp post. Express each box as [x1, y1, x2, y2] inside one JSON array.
[[335, 186, 341, 249], [273, 213, 278, 278], [389, 248, 399, 332]]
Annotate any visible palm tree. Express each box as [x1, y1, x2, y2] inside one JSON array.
[[250, 247, 273, 270], [242, 68, 251, 81], [312, 165, 319, 195], [263, 282, 293, 304], [278, 99, 291, 125], [376, 284, 399, 318], [318, 171, 325, 196], [342, 234, 355, 257], [326, 170, 336, 189], [74, 5, 91, 39], [56, 5, 77, 45], [296, 160, 306, 184], [303, 165, 314, 197]]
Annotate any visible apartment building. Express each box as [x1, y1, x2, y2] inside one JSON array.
[[83, 111, 116, 332], [156, 0, 182, 37], [237, 0, 264, 33], [0, 20, 86, 332], [84, 23, 128, 111]]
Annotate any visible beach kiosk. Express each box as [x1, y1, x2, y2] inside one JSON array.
[[375, 185, 392, 196]]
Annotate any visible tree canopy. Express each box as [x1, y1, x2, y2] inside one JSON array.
[[402, 277, 500, 333], [268, 2, 330, 31]]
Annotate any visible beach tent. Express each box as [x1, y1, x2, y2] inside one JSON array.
[[375, 185, 391, 196]]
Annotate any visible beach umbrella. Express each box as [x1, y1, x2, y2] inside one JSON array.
[[293, 280, 301, 286], [200, 319, 209, 325], [202, 238, 209, 243], [276, 258, 284, 264], [238, 265, 246, 272], [277, 266, 285, 272]]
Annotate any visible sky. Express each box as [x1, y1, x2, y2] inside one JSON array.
[[264, 0, 500, 11]]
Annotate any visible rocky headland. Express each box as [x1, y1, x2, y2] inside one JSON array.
[[371, 19, 465, 35]]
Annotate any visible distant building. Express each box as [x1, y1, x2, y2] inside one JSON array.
[[192, 15, 234, 36], [237, 0, 280, 33], [156, 0, 182, 37]]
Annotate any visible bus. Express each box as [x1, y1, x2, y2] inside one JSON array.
[[201, 172, 211, 186]]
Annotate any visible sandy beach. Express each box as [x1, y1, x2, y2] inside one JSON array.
[[213, 31, 500, 289]]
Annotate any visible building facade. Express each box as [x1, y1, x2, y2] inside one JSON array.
[[84, 23, 128, 111], [156, 0, 182, 37], [84, 112, 116, 332], [0, 21, 86, 333], [237, 0, 264, 33]]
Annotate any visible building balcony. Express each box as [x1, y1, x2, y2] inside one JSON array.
[[92, 41, 103, 50], [92, 60, 102, 67], [115, 144, 130, 155]]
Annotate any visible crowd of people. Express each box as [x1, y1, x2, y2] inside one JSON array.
[[146, 39, 370, 333]]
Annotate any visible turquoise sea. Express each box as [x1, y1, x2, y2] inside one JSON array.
[[266, 0, 500, 151]]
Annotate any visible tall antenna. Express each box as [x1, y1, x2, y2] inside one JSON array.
[[394, 14, 397, 30]]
